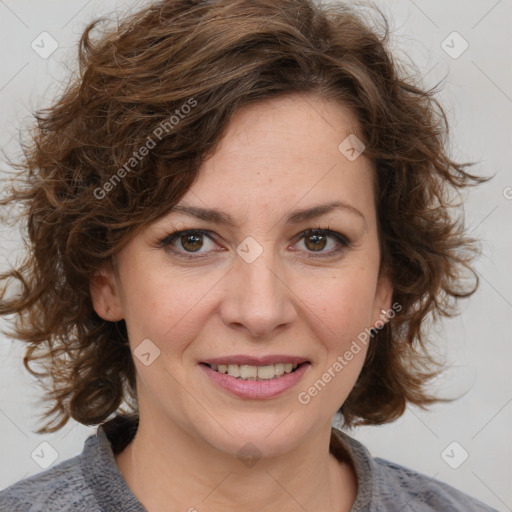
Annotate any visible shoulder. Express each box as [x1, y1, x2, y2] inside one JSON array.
[[0, 440, 100, 512], [0, 417, 143, 512], [371, 457, 498, 512], [330, 428, 498, 512]]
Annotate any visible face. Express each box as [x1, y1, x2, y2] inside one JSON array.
[[91, 93, 392, 458]]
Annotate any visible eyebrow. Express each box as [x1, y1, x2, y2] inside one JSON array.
[[169, 200, 367, 230]]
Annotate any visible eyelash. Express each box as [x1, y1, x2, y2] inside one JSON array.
[[157, 227, 352, 260]]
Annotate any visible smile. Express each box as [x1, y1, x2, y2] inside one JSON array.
[[199, 361, 310, 399], [205, 362, 300, 381]]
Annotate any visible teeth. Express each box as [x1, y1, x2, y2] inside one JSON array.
[[227, 364, 240, 378], [273, 363, 284, 376], [257, 365, 275, 379], [240, 365, 258, 379], [209, 362, 301, 380]]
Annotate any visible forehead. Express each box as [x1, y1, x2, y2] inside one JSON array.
[[172, 93, 376, 225], [218, 93, 364, 158]]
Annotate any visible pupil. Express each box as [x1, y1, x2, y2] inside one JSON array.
[[306, 234, 326, 251], [182, 233, 202, 252]]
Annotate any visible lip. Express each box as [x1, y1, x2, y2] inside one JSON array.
[[200, 361, 311, 399], [201, 355, 310, 366]]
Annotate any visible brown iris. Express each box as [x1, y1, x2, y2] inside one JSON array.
[[180, 233, 203, 252], [304, 232, 327, 252]]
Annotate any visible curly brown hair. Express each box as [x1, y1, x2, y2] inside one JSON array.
[[0, 0, 489, 434]]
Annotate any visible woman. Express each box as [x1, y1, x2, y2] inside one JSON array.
[[0, 0, 498, 510]]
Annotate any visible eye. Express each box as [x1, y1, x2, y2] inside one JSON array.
[[292, 228, 352, 258], [158, 229, 219, 259], [157, 227, 352, 260]]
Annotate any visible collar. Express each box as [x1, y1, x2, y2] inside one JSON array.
[[81, 415, 375, 512]]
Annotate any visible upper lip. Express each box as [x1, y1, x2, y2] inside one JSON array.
[[201, 355, 310, 366]]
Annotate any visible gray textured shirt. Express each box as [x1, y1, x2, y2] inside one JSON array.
[[0, 415, 498, 511]]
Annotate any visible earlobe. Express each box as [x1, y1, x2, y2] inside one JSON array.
[[371, 274, 394, 330], [89, 262, 124, 322]]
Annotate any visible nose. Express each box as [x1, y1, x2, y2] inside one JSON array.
[[219, 246, 297, 339]]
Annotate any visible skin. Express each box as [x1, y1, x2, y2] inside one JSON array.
[[90, 92, 393, 512]]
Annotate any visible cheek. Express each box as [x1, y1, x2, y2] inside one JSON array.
[[298, 265, 378, 347], [120, 266, 219, 350], [295, 268, 376, 407]]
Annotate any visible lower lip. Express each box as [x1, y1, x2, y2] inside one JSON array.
[[199, 363, 310, 399]]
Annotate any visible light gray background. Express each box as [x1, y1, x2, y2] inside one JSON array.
[[0, 0, 511, 510]]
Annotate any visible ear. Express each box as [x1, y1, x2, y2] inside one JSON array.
[[370, 273, 394, 330], [89, 260, 124, 322]]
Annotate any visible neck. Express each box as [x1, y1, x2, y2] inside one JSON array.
[[114, 413, 357, 512]]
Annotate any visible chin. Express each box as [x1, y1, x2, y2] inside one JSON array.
[[195, 414, 312, 460]]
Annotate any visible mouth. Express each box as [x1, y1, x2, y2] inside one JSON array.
[[200, 361, 308, 381], [199, 358, 311, 399]]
